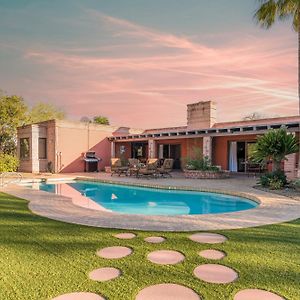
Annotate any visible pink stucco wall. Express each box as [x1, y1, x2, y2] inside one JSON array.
[[56, 122, 115, 173]]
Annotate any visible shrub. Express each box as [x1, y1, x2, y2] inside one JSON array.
[[0, 154, 19, 172], [291, 179, 300, 191], [251, 126, 298, 172], [186, 155, 220, 172], [259, 170, 287, 190], [269, 178, 285, 190], [47, 161, 54, 173]]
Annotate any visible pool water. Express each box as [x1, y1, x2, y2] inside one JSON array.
[[32, 181, 258, 216]]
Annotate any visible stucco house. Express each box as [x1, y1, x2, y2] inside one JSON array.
[[17, 101, 300, 178]]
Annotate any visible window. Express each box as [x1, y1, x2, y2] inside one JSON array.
[[20, 138, 30, 159], [246, 142, 256, 160], [131, 142, 147, 159], [38, 138, 47, 159]]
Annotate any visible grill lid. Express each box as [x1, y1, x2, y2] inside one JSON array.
[[83, 151, 101, 162], [83, 158, 99, 162]]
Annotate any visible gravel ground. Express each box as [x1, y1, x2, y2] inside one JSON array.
[[254, 185, 300, 201]]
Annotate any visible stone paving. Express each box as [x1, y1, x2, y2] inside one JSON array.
[[52, 292, 105, 300], [193, 264, 238, 284], [114, 233, 136, 239], [89, 267, 121, 282], [97, 246, 133, 259], [198, 249, 226, 260], [189, 232, 228, 244], [147, 250, 185, 265], [3, 172, 300, 231], [144, 236, 166, 243], [135, 283, 201, 300], [51, 231, 284, 300], [234, 289, 285, 300]]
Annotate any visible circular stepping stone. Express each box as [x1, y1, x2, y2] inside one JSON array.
[[234, 289, 285, 300], [147, 250, 184, 265], [199, 249, 226, 260], [144, 236, 166, 243], [114, 233, 136, 239], [135, 283, 201, 300], [97, 246, 132, 259], [52, 292, 105, 300], [189, 233, 227, 244], [89, 267, 121, 282], [194, 264, 238, 284]]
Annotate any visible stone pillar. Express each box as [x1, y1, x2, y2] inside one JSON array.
[[285, 153, 297, 179], [203, 136, 212, 160], [148, 139, 156, 158], [31, 125, 39, 173], [46, 121, 56, 173], [111, 141, 116, 158]]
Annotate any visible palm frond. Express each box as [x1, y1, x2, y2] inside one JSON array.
[[254, 0, 299, 31], [254, 0, 278, 28], [250, 126, 299, 166]]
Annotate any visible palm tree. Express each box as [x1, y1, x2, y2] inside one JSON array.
[[251, 126, 299, 171], [254, 0, 299, 114]]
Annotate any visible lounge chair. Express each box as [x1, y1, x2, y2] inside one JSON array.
[[128, 158, 140, 176], [128, 158, 140, 167], [157, 158, 174, 177], [111, 158, 128, 176], [138, 158, 158, 178]]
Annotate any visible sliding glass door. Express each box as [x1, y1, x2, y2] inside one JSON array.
[[229, 141, 238, 172], [158, 144, 181, 169], [228, 141, 256, 172]]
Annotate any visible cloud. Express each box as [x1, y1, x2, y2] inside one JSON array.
[[11, 11, 298, 127], [87, 9, 213, 55]]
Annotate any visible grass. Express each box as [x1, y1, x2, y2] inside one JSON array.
[[0, 192, 299, 300]]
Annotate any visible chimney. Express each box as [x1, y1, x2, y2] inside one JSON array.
[[187, 101, 216, 129]]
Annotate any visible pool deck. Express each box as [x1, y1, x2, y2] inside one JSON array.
[[2, 172, 300, 231]]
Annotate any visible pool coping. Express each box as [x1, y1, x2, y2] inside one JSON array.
[[2, 176, 300, 231]]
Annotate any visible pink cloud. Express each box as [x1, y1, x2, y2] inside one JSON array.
[[18, 12, 298, 128]]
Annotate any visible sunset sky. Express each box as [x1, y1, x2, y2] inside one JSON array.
[[0, 0, 297, 128]]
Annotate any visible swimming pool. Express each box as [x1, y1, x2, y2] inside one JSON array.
[[30, 180, 258, 216]]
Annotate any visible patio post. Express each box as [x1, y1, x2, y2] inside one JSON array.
[[31, 125, 40, 173], [111, 141, 116, 158], [148, 139, 156, 158], [203, 136, 212, 160]]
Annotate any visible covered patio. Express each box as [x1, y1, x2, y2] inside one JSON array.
[[109, 119, 299, 176]]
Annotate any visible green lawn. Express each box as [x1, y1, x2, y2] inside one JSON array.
[[0, 192, 299, 300]]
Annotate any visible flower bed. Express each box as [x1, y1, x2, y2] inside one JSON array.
[[184, 169, 229, 179]]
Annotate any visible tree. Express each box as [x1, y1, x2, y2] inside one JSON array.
[[254, 0, 299, 113], [0, 92, 66, 155], [0, 94, 28, 154], [251, 126, 299, 171], [0, 153, 19, 172], [93, 115, 110, 125], [28, 102, 65, 124], [80, 116, 91, 123]]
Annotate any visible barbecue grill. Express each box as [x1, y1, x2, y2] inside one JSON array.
[[83, 151, 101, 172]]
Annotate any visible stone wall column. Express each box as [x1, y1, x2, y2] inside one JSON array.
[[148, 139, 156, 158], [111, 141, 116, 158], [31, 125, 39, 173], [203, 136, 212, 160], [285, 153, 297, 179]]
